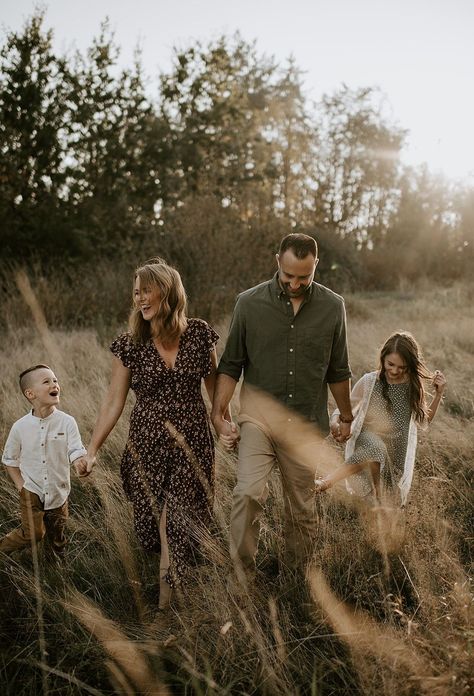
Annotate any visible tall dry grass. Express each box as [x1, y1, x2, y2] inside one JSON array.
[[0, 274, 472, 695]]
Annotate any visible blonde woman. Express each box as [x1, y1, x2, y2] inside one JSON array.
[[84, 259, 221, 609]]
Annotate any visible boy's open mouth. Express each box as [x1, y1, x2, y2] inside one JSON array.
[[49, 390, 59, 397]]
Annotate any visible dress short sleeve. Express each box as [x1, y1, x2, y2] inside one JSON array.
[[202, 322, 219, 351], [110, 333, 135, 369], [190, 319, 219, 377]]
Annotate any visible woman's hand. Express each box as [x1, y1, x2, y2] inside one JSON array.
[[76, 452, 96, 477]]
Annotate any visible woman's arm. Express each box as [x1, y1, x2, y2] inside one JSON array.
[[204, 349, 232, 421], [211, 373, 239, 449], [204, 348, 218, 404], [83, 356, 131, 473], [427, 370, 447, 423]]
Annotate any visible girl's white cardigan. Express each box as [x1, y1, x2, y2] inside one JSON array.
[[336, 371, 418, 506]]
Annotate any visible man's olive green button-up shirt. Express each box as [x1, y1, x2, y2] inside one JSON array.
[[218, 274, 351, 434]]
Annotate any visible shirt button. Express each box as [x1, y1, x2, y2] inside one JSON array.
[[289, 394, 293, 398], [289, 371, 293, 375], [288, 418, 292, 422], [289, 348, 293, 352], [287, 301, 290, 306], [290, 324, 294, 329]]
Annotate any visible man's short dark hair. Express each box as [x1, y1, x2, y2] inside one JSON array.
[[278, 233, 318, 259], [19, 364, 51, 394]]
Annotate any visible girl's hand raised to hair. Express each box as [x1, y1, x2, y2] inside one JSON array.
[[432, 370, 447, 395]]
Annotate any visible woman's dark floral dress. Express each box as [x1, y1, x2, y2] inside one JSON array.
[[110, 318, 218, 587]]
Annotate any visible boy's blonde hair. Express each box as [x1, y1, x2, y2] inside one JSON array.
[[19, 364, 52, 396]]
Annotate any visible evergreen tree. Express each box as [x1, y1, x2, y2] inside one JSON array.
[[0, 12, 72, 257]]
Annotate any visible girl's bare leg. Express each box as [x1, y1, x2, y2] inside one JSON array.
[[315, 460, 381, 497], [158, 503, 173, 610], [368, 461, 381, 501]]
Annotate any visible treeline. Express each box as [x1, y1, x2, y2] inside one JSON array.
[[1, 12, 473, 316]]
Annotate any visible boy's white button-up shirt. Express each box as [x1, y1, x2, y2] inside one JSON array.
[[2, 408, 86, 510]]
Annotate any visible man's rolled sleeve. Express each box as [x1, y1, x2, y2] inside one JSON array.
[[2, 424, 21, 468], [326, 299, 352, 383], [217, 298, 247, 381]]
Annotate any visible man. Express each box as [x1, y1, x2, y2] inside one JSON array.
[[212, 233, 353, 577]]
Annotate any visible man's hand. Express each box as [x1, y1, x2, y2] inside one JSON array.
[[214, 417, 240, 451], [330, 417, 351, 443], [337, 419, 351, 442]]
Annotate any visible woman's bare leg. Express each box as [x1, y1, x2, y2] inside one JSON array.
[[158, 503, 172, 610]]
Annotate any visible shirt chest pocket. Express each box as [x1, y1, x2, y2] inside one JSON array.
[[47, 433, 66, 451], [303, 330, 332, 363]]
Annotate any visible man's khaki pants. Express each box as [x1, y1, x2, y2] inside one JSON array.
[[230, 420, 316, 574], [0, 488, 68, 555]]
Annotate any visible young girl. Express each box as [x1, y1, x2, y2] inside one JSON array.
[[314, 331, 447, 506]]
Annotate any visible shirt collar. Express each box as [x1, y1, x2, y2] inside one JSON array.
[[270, 272, 315, 302], [29, 407, 57, 421]]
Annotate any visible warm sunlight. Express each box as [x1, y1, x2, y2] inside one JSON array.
[[0, 2, 472, 692], [2, 0, 473, 181], [399, 75, 474, 181]]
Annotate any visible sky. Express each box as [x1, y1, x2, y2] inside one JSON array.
[[2, 0, 473, 182]]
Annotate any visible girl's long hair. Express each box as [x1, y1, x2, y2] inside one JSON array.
[[129, 260, 188, 346], [379, 331, 431, 424]]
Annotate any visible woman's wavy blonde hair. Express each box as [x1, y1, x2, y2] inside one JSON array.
[[129, 259, 188, 346]]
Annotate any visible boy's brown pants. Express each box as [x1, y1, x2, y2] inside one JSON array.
[[0, 488, 68, 555]]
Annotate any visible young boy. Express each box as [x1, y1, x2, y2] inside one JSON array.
[[0, 364, 88, 557]]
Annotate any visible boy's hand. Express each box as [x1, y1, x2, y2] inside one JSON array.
[[5, 465, 25, 492], [74, 454, 95, 477]]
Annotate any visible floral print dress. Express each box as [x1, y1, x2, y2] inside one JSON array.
[[110, 318, 218, 587]]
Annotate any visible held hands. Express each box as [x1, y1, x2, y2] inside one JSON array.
[[330, 417, 352, 443], [74, 452, 96, 478], [432, 370, 447, 395], [215, 418, 240, 451]]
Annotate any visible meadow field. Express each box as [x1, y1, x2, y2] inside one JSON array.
[[0, 275, 472, 695]]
